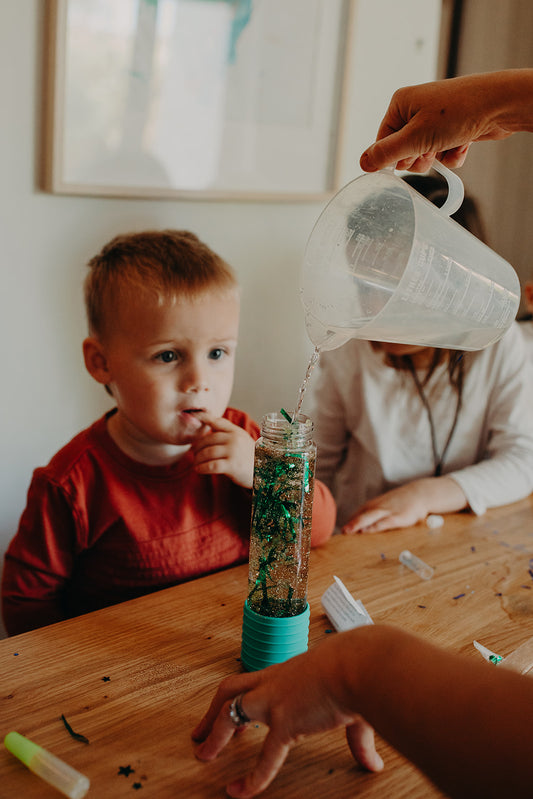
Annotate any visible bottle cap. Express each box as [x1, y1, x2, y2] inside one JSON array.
[[241, 600, 310, 671]]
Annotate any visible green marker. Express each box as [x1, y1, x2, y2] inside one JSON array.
[[4, 731, 90, 798]]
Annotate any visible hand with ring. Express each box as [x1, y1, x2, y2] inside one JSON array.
[[191, 628, 383, 798], [228, 694, 250, 728], [193, 624, 533, 798]]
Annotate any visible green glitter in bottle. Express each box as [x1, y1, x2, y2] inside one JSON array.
[[247, 412, 316, 618]]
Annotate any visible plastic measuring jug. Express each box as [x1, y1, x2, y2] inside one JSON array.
[[300, 162, 520, 351]]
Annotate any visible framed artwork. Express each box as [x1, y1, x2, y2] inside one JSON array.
[[42, 0, 354, 201]]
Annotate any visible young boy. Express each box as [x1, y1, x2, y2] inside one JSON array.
[[2, 230, 335, 635]]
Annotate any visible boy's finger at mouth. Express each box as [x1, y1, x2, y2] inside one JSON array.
[[190, 410, 216, 425], [181, 407, 209, 421]]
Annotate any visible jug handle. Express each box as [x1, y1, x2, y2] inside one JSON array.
[[431, 161, 464, 217], [382, 162, 464, 216]]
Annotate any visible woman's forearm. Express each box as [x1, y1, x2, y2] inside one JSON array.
[[336, 625, 533, 799]]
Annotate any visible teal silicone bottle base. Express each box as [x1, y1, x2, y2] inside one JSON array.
[[241, 600, 310, 671]]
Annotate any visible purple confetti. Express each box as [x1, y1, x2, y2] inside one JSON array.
[[453, 593, 465, 600]]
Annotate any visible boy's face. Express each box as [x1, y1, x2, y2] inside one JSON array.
[[95, 287, 240, 458]]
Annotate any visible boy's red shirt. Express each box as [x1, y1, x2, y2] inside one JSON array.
[[2, 408, 335, 635]]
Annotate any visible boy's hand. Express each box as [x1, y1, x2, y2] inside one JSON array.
[[191, 412, 255, 489], [342, 477, 467, 534]]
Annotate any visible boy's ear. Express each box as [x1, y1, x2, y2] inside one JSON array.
[[83, 337, 111, 385]]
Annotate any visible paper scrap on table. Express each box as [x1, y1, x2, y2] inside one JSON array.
[[473, 639, 502, 664], [500, 635, 533, 676], [321, 575, 373, 632]]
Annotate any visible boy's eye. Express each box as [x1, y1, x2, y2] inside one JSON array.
[[157, 350, 178, 363], [209, 348, 224, 361]]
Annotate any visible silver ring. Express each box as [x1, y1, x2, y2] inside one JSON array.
[[229, 693, 250, 727]]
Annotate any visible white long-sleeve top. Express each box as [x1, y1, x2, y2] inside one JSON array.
[[310, 322, 533, 529], [519, 319, 533, 363]]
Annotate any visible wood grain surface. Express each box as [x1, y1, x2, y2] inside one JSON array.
[[2, 496, 533, 797]]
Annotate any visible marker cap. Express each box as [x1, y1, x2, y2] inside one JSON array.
[[4, 731, 40, 765], [4, 730, 90, 799]]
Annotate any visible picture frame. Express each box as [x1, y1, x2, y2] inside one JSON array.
[[42, 0, 354, 202]]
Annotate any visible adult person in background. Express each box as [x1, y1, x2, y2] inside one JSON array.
[[519, 279, 533, 360], [311, 173, 533, 535], [192, 69, 533, 799]]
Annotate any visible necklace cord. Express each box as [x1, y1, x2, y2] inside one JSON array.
[[406, 354, 464, 477]]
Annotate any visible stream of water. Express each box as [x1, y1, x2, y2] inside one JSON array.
[[292, 345, 321, 421]]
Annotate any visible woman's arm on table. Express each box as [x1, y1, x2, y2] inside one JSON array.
[[341, 475, 467, 533], [193, 623, 533, 799]]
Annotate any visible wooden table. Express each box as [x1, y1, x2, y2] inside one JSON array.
[[2, 496, 533, 798]]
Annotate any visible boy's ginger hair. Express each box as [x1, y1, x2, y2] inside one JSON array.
[[84, 229, 238, 338]]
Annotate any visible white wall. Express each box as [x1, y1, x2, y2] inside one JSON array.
[[0, 0, 441, 636]]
